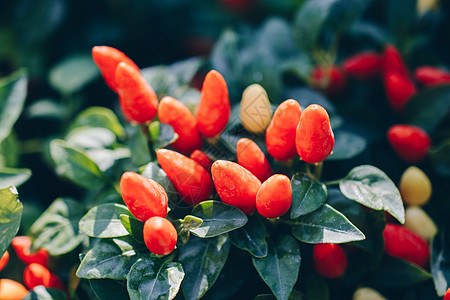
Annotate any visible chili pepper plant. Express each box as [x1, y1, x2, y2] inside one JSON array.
[[1, 0, 450, 299]]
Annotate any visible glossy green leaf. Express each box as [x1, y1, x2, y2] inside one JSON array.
[[368, 256, 432, 287], [23, 286, 67, 300], [179, 235, 230, 300], [149, 121, 178, 149], [169, 56, 204, 86], [79, 204, 130, 238], [404, 85, 450, 133], [126, 125, 152, 167], [291, 204, 365, 244], [294, 0, 339, 51], [191, 200, 247, 238], [66, 127, 116, 150], [229, 215, 268, 258], [89, 279, 129, 300], [77, 237, 146, 280], [339, 165, 405, 223], [290, 173, 327, 219], [0, 186, 22, 256], [127, 258, 184, 300], [25, 98, 64, 120], [430, 138, 450, 177], [172, 215, 203, 248], [140, 162, 178, 204], [50, 139, 106, 189], [86, 148, 131, 172], [0, 167, 31, 188], [0, 133, 19, 168], [30, 198, 85, 255], [431, 224, 450, 296], [69, 106, 125, 138], [252, 235, 301, 300], [327, 131, 367, 161], [0, 69, 28, 144], [49, 54, 99, 94], [120, 214, 144, 243], [141, 65, 179, 98]]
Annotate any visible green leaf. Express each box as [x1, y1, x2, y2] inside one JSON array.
[[190, 200, 248, 238], [49, 54, 99, 94], [126, 125, 152, 167], [50, 139, 106, 189], [229, 215, 268, 258], [339, 165, 405, 223], [23, 286, 67, 300], [140, 162, 178, 204], [69, 106, 125, 138], [30, 198, 85, 256], [327, 131, 367, 161], [179, 235, 230, 300], [169, 57, 204, 85], [326, 0, 370, 34], [0, 69, 28, 144], [119, 214, 144, 243], [127, 258, 184, 300], [368, 256, 432, 287], [79, 204, 131, 238], [172, 215, 203, 248], [252, 235, 301, 300], [149, 121, 178, 150], [291, 204, 365, 244], [431, 224, 450, 296], [86, 148, 131, 172], [404, 85, 450, 133], [0, 133, 19, 167], [294, 0, 339, 51], [66, 127, 116, 150], [26, 98, 64, 120], [77, 237, 146, 280], [0, 186, 22, 255], [290, 173, 327, 219], [89, 279, 129, 300], [430, 138, 450, 177], [0, 167, 31, 188], [141, 66, 179, 98]]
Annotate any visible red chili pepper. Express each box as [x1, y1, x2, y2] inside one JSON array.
[[115, 62, 158, 124], [265, 99, 302, 161], [342, 51, 383, 80], [196, 70, 231, 137], [310, 65, 346, 95], [158, 96, 202, 155], [23, 263, 65, 291], [157, 149, 213, 205], [296, 104, 334, 164], [383, 223, 430, 268], [236, 138, 273, 182], [313, 243, 348, 278], [0, 279, 29, 300], [387, 124, 431, 163], [11, 236, 49, 267], [0, 251, 9, 272], [444, 288, 450, 300], [211, 160, 261, 215], [414, 66, 450, 87], [190, 150, 212, 173], [383, 71, 417, 113], [92, 46, 140, 92], [120, 171, 168, 222], [256, 174, 292, 218], [382, 44, 410, 77], [143, 217, 177, 256]]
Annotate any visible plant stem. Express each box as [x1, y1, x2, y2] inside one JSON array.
[[313, 162, 323, 181]]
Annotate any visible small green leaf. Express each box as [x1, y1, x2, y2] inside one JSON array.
[[291, 204, 365, 244], [49, 54, 99, 94], [89, 279, 129, 300], [23, 286, 67, 300], [69, 106, 125, 138], [0, 69, 28, 144], [0, 167, 31, 188], [173, 215, 203, 248], [0, 133, 19, 167], [127, 258, 185, 300], [252, 235, 301, 300], [368, 256, 432, 287], [0, 186, 23, 255], [404, 85, 450, 133], [229, 215, 268, 258], [190, 200, 248, 238], [79, 204, 131, 238], [126, 125, 152, 167], [50, 139, 106, 189], [140, 162, 178, 204], [431, 224, 450, 296], [66, 127, 116, 150], [169, 57, 204, 85], [290, 173, 327, 219], [179, 235, 230, 300], [30, 198, 85, 256], [327, 131, 367, 161], [430, 138, 450, 177], [119, 214, 144, 243], [339, 165, 405, 223], [77, 237, 146, 280], [26, 98, 64, 120], [149, 122, 178, 149]]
